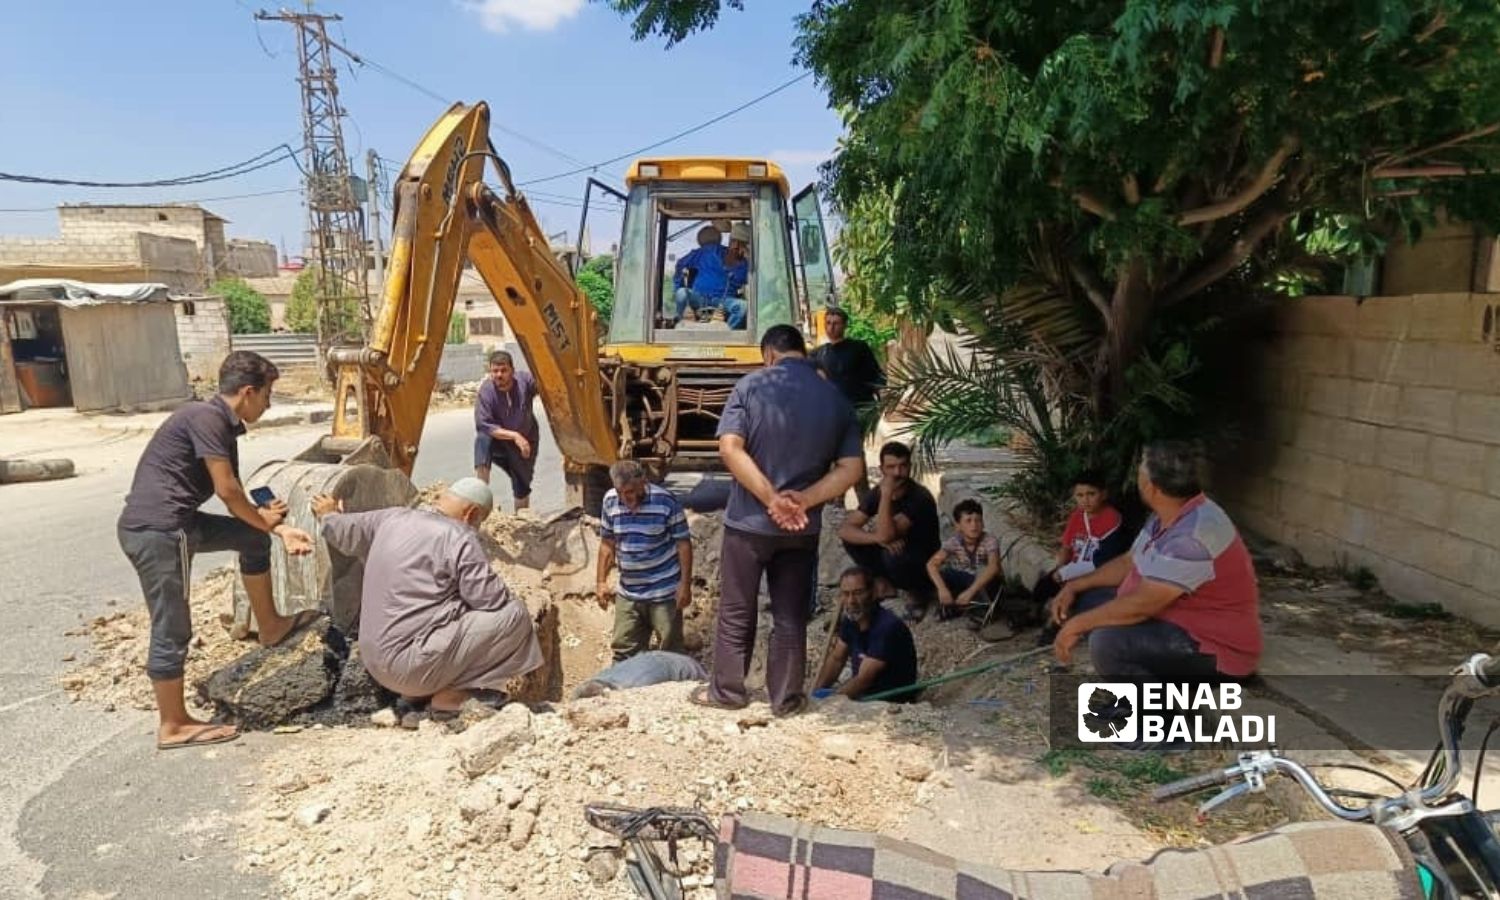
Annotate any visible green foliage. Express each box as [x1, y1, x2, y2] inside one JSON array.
[[447, 311, 468, 345], [600, 0, 744, 46], [211, 277, 270, 335], [796, 0, 1500, 403], [285, 269, 362, 340], [577, 254, 616, 329]]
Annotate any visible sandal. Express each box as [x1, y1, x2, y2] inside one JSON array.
[[689, 685, 746, 711], [430, 690, 509, 721], [157, 725, 240, 751]]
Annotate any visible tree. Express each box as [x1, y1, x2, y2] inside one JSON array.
[[284, 269, 362, 340], [601, 0, 745, 46], [577, 254, 616, 330], [211, 277, 270, 334], [608, 0, 1500, 411]]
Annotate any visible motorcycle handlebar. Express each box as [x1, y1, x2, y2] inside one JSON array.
[[1151, 767, 1233, 802]]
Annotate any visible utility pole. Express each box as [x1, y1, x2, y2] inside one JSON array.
[[366, 149, 386, 300], [255, 6, 370, 358]]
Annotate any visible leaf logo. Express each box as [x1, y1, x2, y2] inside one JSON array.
[[1076, 683, 1138, 742]]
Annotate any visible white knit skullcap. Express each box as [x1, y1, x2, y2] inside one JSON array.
[[446, 477, 494, 516]]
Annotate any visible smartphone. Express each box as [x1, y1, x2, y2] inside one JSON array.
[[249, 486, 277, 507]]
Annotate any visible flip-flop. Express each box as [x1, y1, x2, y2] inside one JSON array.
[[689, 685, 746, 711], [157, 726, 240, 751]]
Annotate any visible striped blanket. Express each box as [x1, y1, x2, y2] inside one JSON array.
[[715, 812, 1423, 899]]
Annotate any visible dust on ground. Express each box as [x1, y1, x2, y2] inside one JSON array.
[[66, 498, 1476, 898]]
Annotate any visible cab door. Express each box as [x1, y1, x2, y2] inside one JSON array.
[[791, 184, 838, 312]]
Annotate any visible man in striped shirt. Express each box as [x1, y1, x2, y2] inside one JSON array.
[[596, 461, 694, 661]]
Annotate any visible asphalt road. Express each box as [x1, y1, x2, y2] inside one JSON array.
[[0, 405, 564, 899]]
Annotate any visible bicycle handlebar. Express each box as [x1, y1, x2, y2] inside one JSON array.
[[1151, 767, 1234, 802], [1152, 653, 1499, 821]]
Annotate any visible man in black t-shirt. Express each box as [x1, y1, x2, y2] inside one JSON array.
[[838, 441, 942, 617], [811, 307, 885, 409], [813, 566, 919, 701], [117, 351, 317, 751], [811, 307, 885, 502]]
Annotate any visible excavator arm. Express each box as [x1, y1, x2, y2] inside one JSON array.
[[324, 101, 616, 472], [239, 102, 616, 634]]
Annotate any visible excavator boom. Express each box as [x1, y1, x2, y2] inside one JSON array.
[[239, 102, 615, 632]]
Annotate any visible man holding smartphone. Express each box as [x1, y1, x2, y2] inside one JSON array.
[[117, 351, 317, 751]]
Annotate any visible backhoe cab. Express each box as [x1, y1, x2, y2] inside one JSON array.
[[570, 157, 839, 505]]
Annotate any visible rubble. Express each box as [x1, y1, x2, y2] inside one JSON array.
[[200, 622, 337, 729], [454, 704, 535, 778]]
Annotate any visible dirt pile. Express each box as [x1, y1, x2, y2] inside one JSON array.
[[239, 684, 942, 899]]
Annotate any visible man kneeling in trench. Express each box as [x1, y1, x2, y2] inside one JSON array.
[[311, 478, 542, 716]]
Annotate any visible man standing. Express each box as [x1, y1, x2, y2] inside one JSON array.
[[313, 478, 542, 715], [838, 441, 942, 617], [117, 351, 317, 750], [474, 350, 541, 511], [811, 307, 885, 415], [1051, 441, 1262, 750], [693, 325, 864, 716], [812, 567, 919, 702], [812, 307, 883, 501], [596, 460, 694, 661]]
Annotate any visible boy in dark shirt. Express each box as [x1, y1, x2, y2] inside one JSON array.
[[813, 567, 919, 701], [117, 351, 317, 750]]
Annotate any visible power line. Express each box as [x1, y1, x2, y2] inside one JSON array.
[[0, 144, 301, 188], [0, 186, 303, 214], [518, 71, 814, 187]]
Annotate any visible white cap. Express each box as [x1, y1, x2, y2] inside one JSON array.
[[730, 222, 752, 243], [446, 477, 494, 517]]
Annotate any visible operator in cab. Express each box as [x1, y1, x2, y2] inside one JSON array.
[[673, 222, 751, 329]]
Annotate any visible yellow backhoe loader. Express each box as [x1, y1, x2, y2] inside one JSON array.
[[238, 101, 838, 630]]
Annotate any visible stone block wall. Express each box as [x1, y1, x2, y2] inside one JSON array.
[[0, 236, 138, 267], [225, 239, 278, 277], [175, 297, 231, 384], [1221, 293, 1500, 625]]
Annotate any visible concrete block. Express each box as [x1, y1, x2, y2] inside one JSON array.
[[1427, 437, 1489, 492], [1426, 342, 1500, 394], [1344, 464, 1390, 509], [1287, 335, 1352, 377], [1454, 393, 1500, 445], [1349, 381, 1402, 426], [1350, 339, 1431, 385], [1277, 484, 1331, 529], [1334, 419, 1380, 465], [1355, 296, 1413, 339], [1390, 475, 1451, 529], [1272, 449, 1348, 496], [1408, 529, 1480, 587], [1409, 293, 1480, 343], [1470, 545, 1500, 592], [1396, 386, 1457, 435], [1304, 376, 1354, 418], [1279, 296, 1358, 337], [1288, 412, 1340, 458], [1375, 428, 1431, 476], [1447, 489, 1500, 546], [1487, 448, 1500, 496]]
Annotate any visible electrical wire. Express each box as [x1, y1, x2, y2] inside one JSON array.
[[518, 71, 814, 187], [0, 186, 303, 214], [1307, 763, 1409, 793], [0, 144, 301, 188]]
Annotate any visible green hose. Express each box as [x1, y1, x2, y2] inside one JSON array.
[[859, 646, 1052, 703]]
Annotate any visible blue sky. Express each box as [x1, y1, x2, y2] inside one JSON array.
[[0, 0, 840, 256]]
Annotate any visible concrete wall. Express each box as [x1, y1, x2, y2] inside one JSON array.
[[0, 237, 138, 267], [136, 233, 206, 292], [226, 239, 278, 277], [1222, 293, 1500, 626], [176, 297, 231, 384]]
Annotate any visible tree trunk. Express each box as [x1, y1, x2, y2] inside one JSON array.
[[1102, 260, 1153, 415]]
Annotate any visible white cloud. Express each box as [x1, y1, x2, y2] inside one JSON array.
[[768, 149, 834, 166], [459, 0, 585, 33]]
